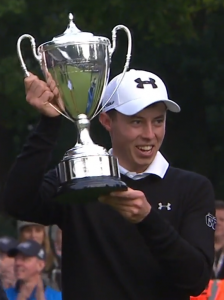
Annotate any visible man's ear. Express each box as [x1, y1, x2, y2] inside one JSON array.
[[37, 260, 45, 272], [99, 112, 113, 131]]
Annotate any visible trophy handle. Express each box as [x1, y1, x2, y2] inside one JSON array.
[[17, 34, 75, 122], [91, 25, 132, 119], [17, 34, 42, 78]]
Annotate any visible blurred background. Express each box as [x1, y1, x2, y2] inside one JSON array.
[[1, 0, 224, 236]]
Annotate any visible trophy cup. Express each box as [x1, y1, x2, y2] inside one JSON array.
[[17, 13, 132, 202]]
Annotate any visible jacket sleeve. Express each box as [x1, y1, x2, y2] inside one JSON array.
[[2, 115, 64, 227], [136, 176, 215, 296]]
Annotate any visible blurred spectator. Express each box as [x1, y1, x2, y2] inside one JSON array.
[[17, 221, 56, 285], [54, 227, 62, 259], [48, 225, 62, 291], [0, 236, 17, 289], [5, 240, 61, 300], [0, 279, 8, 300], [212, 200, 224, 279]]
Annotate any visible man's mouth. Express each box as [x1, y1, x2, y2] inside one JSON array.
[[136, 145, 153, 152]]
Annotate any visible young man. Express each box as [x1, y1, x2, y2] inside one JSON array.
[[5, 240, 61, 300], [2, 69, 215, 300]]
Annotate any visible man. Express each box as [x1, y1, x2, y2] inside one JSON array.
[[2, 69, 215, 300], [0, 236, 17, 300], [0, 236, 18, 289], [5, 240, 61, 300]]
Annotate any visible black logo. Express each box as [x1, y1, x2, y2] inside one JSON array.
[[134, 77, 158, 89]]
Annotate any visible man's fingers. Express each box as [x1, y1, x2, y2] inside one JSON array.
[[47, 77, 57, 92], [32, 83, 49, 99], [39, 90, 54, 104], [52, 86, 60, 98], [99, 196, 135, 206], [29, 90, 54, 107], [110, 189, 143, 199], [26, 80, 51, 102], [24, 73, 39, 90]]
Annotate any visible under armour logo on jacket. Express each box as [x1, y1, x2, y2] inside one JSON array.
[[158, 202, 171, 210], [134, 77, 158, 89]]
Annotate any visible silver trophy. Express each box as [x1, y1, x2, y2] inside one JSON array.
[[17, 13, 132, 202]]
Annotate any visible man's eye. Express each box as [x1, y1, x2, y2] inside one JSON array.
[[155, 119, 164, 124], [132, 120, 141, 124]]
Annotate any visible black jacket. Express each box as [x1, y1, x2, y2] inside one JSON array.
[[2, 115, 215, 300]]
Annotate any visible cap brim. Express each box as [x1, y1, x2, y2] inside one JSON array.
[[8, 248, 20, 257], [115, 98, 180, 115], [8, 248, 32, 258]]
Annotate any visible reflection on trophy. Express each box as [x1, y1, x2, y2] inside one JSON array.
[[17, 13, 132, 202]]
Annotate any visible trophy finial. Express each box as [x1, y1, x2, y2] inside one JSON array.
[[52, 12, 93, 43], [68, 13, 74, 22], [57, 12, 81, 36]]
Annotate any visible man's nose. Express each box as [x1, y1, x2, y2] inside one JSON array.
[[31, 230, 37, 238], [15, 259, 22, 266], [142, 123, 155, 139]]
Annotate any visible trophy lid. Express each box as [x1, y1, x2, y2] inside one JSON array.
[[50, 13, 108, 45]]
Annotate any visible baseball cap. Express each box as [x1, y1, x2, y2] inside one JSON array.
[[8, 240, 45, 260], [17, 221, 44, 231], [101, 69, 180, 115], [0, 236, 18, 253]]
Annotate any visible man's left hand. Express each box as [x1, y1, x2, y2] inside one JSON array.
[[99, 188, 151, 223]]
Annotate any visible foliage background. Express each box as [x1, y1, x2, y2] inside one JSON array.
[[1, 0, 224, 234]]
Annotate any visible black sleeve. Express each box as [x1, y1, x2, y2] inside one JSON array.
[[2, 115, 64, 227], [136, 177, 215, 296]]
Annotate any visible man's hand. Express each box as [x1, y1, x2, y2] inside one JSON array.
[[24, 72, 64, 117], [17, 282, 34, 300], [99, 188, 151, 223], [35, 278, 46, 300]]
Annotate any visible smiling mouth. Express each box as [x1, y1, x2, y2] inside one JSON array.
[[136, 145, 153, 152]]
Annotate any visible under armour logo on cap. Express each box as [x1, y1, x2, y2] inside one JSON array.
[[38, 249, 45, 259], [134, 77, 158, 89]]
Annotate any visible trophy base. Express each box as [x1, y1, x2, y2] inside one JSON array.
[[56, 176, 127, 204], [56, 114, 128, 204]]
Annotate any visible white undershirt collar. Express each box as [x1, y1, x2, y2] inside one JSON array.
[[108, 149, 169, 180]]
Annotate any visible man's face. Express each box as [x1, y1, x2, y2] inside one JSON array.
[[14, 253, 44, 281], [0, 251, 15, 273], [215, 209, 224, 239], [100, 102, 166, 173]]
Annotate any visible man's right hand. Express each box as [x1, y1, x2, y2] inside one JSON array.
[[24, 72, 64, 118]]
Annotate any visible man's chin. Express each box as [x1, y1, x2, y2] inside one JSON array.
[[16, 274, 25, 280], [131, 161, 152, 173]]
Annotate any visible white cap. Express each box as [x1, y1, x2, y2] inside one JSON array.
[[101, 69, 180, 115]]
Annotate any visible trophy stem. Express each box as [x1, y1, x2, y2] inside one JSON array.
[[75, 114, 94, 146]]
